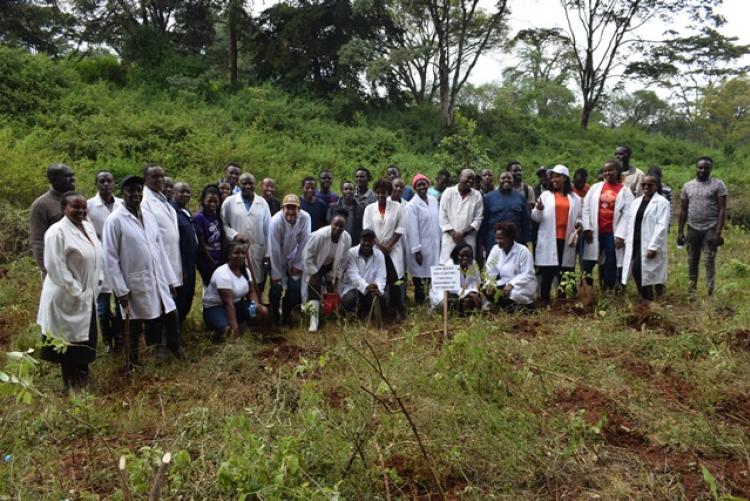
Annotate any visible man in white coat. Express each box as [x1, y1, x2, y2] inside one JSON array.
[[438, 169, 483, 264], [405, 174, 441, 305], [221, 173, 272, 291], [302, 209, 352, 331], [341, 229, 387, 317], [87, 171, 123, 353], [267, 194, 310, 326], [141, 164, 182, 287], [102, 176, 181, 365], [621, 175, 670, 300]]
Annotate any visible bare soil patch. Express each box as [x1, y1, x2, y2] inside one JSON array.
[[257, 341, 320, 369], [623, 303, 678, 335], [714, 395, 750, 429], [727, 329, 750, 352], [619, 359, 696, 405]]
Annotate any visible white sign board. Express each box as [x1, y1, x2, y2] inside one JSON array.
[[431, 265, 460, 292]]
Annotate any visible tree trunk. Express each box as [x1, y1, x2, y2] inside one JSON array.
[[580, 100, 594, 129], [229, 0, 239, 87]]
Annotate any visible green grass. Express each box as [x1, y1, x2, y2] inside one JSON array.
[[2, 227, 750, 499]]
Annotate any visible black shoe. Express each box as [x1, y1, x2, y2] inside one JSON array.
[[170, 348, 185, 360]]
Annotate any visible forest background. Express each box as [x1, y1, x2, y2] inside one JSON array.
[[2, 0, 750, 498]]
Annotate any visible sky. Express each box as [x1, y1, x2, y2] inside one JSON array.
[[470, 0, 750, 86]]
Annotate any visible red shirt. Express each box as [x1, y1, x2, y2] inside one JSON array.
[[554, 192, 570, 240], [598, 182, 623, 234], [573, 184, 590, 199]]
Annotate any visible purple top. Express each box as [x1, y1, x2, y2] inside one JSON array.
[[314, 191, 339, 206], [193, 210, 224, 261]]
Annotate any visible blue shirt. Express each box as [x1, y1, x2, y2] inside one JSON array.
[[402, 186, 415, 202], [301, 197, 329, 231], [479, 189, 530, 253], [314, 190, 339, 206]]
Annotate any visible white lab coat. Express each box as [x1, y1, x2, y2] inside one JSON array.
[[142, 186, 182, 286], [102, 206, 177, 320], [363, 199, 407, 278], [531, 191, 582, 268], [37, 218, 103, 342], [341, 246, 387, 296], [87, 193, 123, 238], [267, 210, 311, 288], [438, 186, 483, 264], [405, 194, 441, 278], [484, 242, 537, 305], [581, 182, 634, 266], [621, 193, 670, 287], [302, 226, 351, 301], [221, 193, 271, 284]]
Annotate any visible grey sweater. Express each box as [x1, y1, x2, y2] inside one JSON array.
[[29, 189, 64, 270]]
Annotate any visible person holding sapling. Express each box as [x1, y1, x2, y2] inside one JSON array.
[[38, 191, 103, 394], [363, 178, 407, 319], [621, 175, 670, 301], [677, 156, 728, 296], [302, 210, 351, 331], [531, 165, 583, 305], [430, 242, 482, 314], [581, 159, 634, 291], [202, 241, 264, 340], [341, 229, 387, 317], [483, 222, 537, 309], [405, 174, 441, 305]]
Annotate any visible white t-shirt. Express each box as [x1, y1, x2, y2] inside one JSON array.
[[203, 264, 251, 308]]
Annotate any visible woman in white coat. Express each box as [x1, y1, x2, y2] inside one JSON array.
[[38, 192, 103, 392], [363, 178, 406, 317], [581, 159, 634, 290], [483, 222, 537, 308], [531, 165, 582, 304], [405, 174, 441, 305], [621, 175, 670, 300]]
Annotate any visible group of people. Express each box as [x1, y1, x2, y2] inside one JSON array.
[[29, 146, 728, 392]]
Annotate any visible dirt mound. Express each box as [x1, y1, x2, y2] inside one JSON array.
[[619, 359, 696, 405], [257, 342, 319, 369], [510, 318, 544, 339], [325, 386, 347, 410], [383, 454, 466, 500], [727, 329, 750, 352], [623, 303, 678, 334], [553, 387, 647, 448], [714, 395, 750, 429]]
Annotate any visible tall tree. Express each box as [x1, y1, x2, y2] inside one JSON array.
[[0, 0, 74, 56], [424, 0, 510, 129], [559, 0, 724, 129]]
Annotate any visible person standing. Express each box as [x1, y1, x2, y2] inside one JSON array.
[[478, 168, 495, 195], [261, 178, 282, 216], [405, 174, 441, 305], [572, 168, 590, 199], [29, 163, 76, 272], [506, 161, 536, 211], [678, 157, 728, 295], [221, 173, 272, 289], [581, 160, 634, 290], [315, 170, 339, 206], [363, 179, 407, 318], [225, 162, 242, 194], [622, 176, 670, 300], [354, 167, 377, 207], [427, 169, 451, 201], [38, 192, 102, 393], [87, 171, 123, 352], [478, 171, 529, 259], [217, 179, 233, 205], [531, 165, 583, 305], [387, 165, 414, 201], [102, 176, 181, 365], [171, 182, 198, 321], [302, 210, 352, 331], [438, 169, 483, 264], [328, 180, 363, 245], [194, 185, 225, 286], [141, 164, 182, 289], [300, 177, 328, 231], [267, 194, 311, 326], [615, 145, 645, 197]]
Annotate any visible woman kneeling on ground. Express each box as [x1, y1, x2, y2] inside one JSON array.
[[431, 242, 482, 314], [483, 221, 537, 310], [202, 241, 265, 340]]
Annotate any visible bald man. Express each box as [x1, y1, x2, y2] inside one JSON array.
[[438, 168, 484, 264]]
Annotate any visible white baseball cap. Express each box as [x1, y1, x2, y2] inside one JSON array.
[[550, 165, 570, 177]]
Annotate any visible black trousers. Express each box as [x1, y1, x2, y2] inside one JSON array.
[[412, 277, 430, 305], [539, 239, 574, 303], [631, 256, 655, 301], [342, 289, 388, 317], [127, 309, 180, 364], [384, 253, 404, 313], [174, 271, 196, 322]]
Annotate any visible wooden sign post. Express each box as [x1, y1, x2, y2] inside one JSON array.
[[430, 265, 461, 340]]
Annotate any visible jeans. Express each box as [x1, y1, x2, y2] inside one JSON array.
[[582, 233, 617, 289], [96, 292, 122, 349], [269, 274, 302, 326], [686, 226, 718, 292], [203, 300, 252, 332]]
